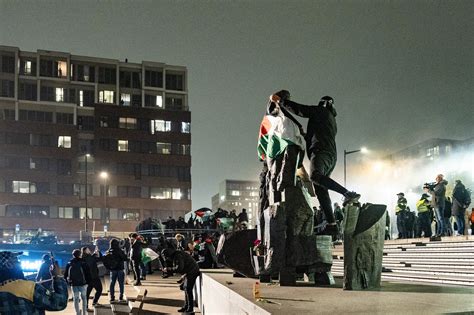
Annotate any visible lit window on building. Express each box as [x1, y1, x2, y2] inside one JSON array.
[[79, 90, 84, 106], [118, 140, 129, 152], [157, 142, 171, 154], [57, 61, 67, 78], [99, 90, 114, 104], [231, 190, 241, 196], [445, 145, 451, 154], [58, 207, 74, 219], [220, 195, 225, 201], [12, 181, 35, 193], [180, 144, 190, 155], [172, 188, 181, 200], [79, 208, 92, 219], [156, 95, 163, 107], [58, 136, 71, 148], [121, 93, 131, 106], [150, 187, 172, 199], [181, 122, 190, 133], [55, 88, 64, 102], [119, 117, 137, 129], [24, 61, 32, 75], [150, 119, 171, 133]]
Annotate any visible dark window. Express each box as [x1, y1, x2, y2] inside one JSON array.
[[177, 167, 191, 181], [74, 64, 95, 82], [39, 59, 53, 77], [98, 67, 116, 84], [117, 186, 141, 198], [119, 71, 131, 88], [5, 133, 29, 145], [1, 55, 15, 73], [40, 85, 55, 101], [1, 109, 15, 120], [145, 70, 163, 87], [99, 139, 116, 151], [80, 90, 95, 106], [165, 73, 184, 91], [57, 183, 74, 195], [19, 110, 53, 123], [6, 205, 49, 218], [36, 182, 50, 194], [131, 94, 141, 107], [0, 80, 14, 97], [78, 139, 94, 153], [30, 157, 49, 171], [56, 113, 74, 125], [132, 72, 141, 89], [57, 159, 72, 175], [73, 184, 92, 198], [19, 82, 37, 100], [128, 140, 141, 153], [77, 116, 94, 131], [165, 95, 184, 110]]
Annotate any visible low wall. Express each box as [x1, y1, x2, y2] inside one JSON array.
[[195, 272, 270, 315]]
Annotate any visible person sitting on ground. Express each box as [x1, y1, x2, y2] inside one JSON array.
[[64, 249, 91, 315], [105, 239, 128, 303], [162, 248, 200, 315], [0, 251, 68, 314], [36, 253, 53, 290], [81, 246, 103, 309]]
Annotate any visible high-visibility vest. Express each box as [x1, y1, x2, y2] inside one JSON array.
[[395, 204, 406, 214], [416, 199, 430, 213]]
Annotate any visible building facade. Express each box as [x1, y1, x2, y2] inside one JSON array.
[[211, 179, 259, 226], [0, 46, 191, 240]]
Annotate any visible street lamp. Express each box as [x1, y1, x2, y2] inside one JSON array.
[[100, 171, 109, 225], [344, 147, 368, 187], [84, 153, 90, 233]]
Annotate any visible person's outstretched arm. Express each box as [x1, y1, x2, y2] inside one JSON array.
[[283, 100, 314, 118]]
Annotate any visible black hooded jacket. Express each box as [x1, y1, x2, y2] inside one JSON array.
[[283, 100, 337, 156]]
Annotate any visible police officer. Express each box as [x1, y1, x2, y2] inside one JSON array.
[[416, 193, 432, 237], [395, 192, 408, 239]]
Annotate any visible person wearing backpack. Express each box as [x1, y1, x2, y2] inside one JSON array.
[[81, 246, 103, 309], [64, 249, 91, 315], [452, 180, 471, 235], [105, 239, 128, 303]]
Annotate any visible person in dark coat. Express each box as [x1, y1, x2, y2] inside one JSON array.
[[36, 254, 53, 290], [129, 233, 143, 285], [64, 249, 91, 315], [444, 197, 453, 236], [81, 246, 103, 308], [427, 174, 448, 237], [107, 239, 128, 302], [162, 248, 200, 314], [271, 93, 360, 236], [452, 180, 471, 235]]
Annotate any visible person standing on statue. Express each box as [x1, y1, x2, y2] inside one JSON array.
[[270, 93, 360, 236]]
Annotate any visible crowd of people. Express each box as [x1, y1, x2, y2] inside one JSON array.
[[395, 175, 472, 239]]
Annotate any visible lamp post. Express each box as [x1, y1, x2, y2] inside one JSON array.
[[84, 153, 90, 233], [344, 147, 368, 187], [100, 171, 109, 224]]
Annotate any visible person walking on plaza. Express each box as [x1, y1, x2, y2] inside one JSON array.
[[0, 251, 68, 314], [82, 246, 103, 309], [427, 174, 448, 237], [130, 233, 144, 285], [162, 248, 200, 314], [270, 93, 360, 237], [452, 180, 471, 235], [104, 239, 128, 303], [416, 193, 432, 238], [64, 249, 91, 315], [395, 193, 408, 239]]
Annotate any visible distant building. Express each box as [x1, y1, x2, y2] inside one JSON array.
[[0, 46, 191, 241], [386, 138, 461, 161], [211, 179, 259, 226]]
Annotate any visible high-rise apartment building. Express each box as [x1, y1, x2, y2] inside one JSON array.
[[0, 46, 191, 240], [211, 179, 259, 226]]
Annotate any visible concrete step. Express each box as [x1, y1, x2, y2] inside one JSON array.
[[383, 247, 474, 253]]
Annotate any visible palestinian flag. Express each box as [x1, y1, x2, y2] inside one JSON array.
[[257, 103, 305, 161], [195, 207, 211, 217]]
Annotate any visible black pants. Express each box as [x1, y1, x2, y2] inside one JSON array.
[[184, 273, 199, 311], [418, 211, 432, 237], [86, 277, 103, 304], [310, 152, 347, 224], [396, 212, 406, 238], [132, 259, 141, 283]]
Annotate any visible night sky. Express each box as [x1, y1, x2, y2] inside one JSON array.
[[1, 0, 472, 210]]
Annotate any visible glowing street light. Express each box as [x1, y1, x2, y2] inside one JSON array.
[[100, 171, 109, 225], [344, 147, 369, 187]]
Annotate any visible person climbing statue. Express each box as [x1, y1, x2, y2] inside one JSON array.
[[270, 93, 360, 237]]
